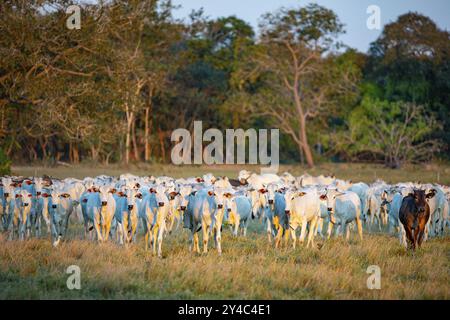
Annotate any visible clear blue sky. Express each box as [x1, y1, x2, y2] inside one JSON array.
[[171, 0, 450, 53]]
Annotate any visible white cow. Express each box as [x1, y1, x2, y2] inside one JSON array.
[[284, 187, 321, 248], [320, 188, 363, 241]]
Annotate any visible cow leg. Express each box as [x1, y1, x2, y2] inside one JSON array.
[[84, 220, 89, 240], [404, 225, 415, 250], [233, 219, 240, 237], [36, 214, 42, 238], [326, 221, 333, 239], [376, 210, 382, 231], [315, 218, 324, 238], [215, 226, 222, 255], [343, 223, 350, 241], [157, 224, 164, 258], [307, 217, 317, 248], [417, 229, 425, 248], [283, 226, 290, 247], [116, 222, 122, 245], [424, 221, 430, 241], [243, 219, 249, 238], [290, 227, 297, 249], [193, 232, 200, 253], [356, 217, 363, 241], [274, 226, 284, 249], [152, 225, 159, 256], [93, 211, 103, 243], [63, 216, 70, 241], [266, 219, 272, 243], [202, 222, 209, 254], [189, 231, 194, 252], [299, 219, 308, 244], [144, 222, 151, 252]]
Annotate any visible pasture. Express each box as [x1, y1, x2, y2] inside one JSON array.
[[1, 163, 449, 299], [11, 162, 450, 185], [1, 224, 449, 299]]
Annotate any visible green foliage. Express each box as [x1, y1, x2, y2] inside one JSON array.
[[0, 148, 11, 175], [338, 97, 440, 168], [365, 12, 450, 157], [0, 2, 447, 166]]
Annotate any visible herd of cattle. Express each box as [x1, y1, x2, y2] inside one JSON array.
[[0, 170, 449, 256]]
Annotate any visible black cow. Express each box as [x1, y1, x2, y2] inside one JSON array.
[[399, 189, 435, 250]]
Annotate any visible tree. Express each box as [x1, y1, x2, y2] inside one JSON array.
[[336, 97, 440, 168], [232, 4, 358, 167], [366, 12, 450, 157]]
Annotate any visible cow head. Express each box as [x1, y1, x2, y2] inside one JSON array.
[[284, 190, 306, 215], [152, 185, 168, 208], [177, 185, 193, 211], [320, 189, 344, 224], [410, 189, 429, 214], [20, 190, 32, 209]]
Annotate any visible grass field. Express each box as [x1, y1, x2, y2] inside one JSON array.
[[1, 163, 449, 299], [11, 162, 450, 185], [0, 223, 449, 299]]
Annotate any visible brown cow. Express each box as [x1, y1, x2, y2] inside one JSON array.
[[399, 189, 435, 250]]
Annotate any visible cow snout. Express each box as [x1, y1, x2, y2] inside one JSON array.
[[52, 204, 57, 209], [180, 206, 186, 211], [268, 199, 274, 204], [285, 210, 290, 215], [36, 192, 41, 196], [128, 205, 134, 210], [227, 208, 231, 212], [217, 204, 223, 209], [4, 193, 9, 198], [158, 202, 165, 207], [23, 203, 29, 207], [327, 207, 333, 212], [101, 201, 107, 206]]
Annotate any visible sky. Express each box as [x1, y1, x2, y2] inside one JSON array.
[[171, 0, 450, 53]]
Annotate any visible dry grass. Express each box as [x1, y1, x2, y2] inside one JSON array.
[[0, 223, 449, 299], [2, 163, 449, 299]]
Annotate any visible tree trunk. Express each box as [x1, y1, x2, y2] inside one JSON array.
[[145, 84, 153, 162], [299, 118, 314, 168], [132, 116, 140, 161], [125, 103, 133, 165], [157, 126, 165, 162], [39, 137, 48, 160], [91, 146, 98, 162], [73, 144, 79, 164], [144, 106, 150, 161]]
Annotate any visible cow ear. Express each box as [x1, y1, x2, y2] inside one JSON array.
[[208, 191, 215, 197], [426, 190, 436, 199]]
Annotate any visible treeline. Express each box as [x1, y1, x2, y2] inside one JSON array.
[[0, 0, 448, 168]]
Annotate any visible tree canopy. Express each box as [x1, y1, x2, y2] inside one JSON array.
[[0, 2, 447, 168]]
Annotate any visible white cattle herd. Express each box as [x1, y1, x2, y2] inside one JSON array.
[[0, 170, 448, 256]]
